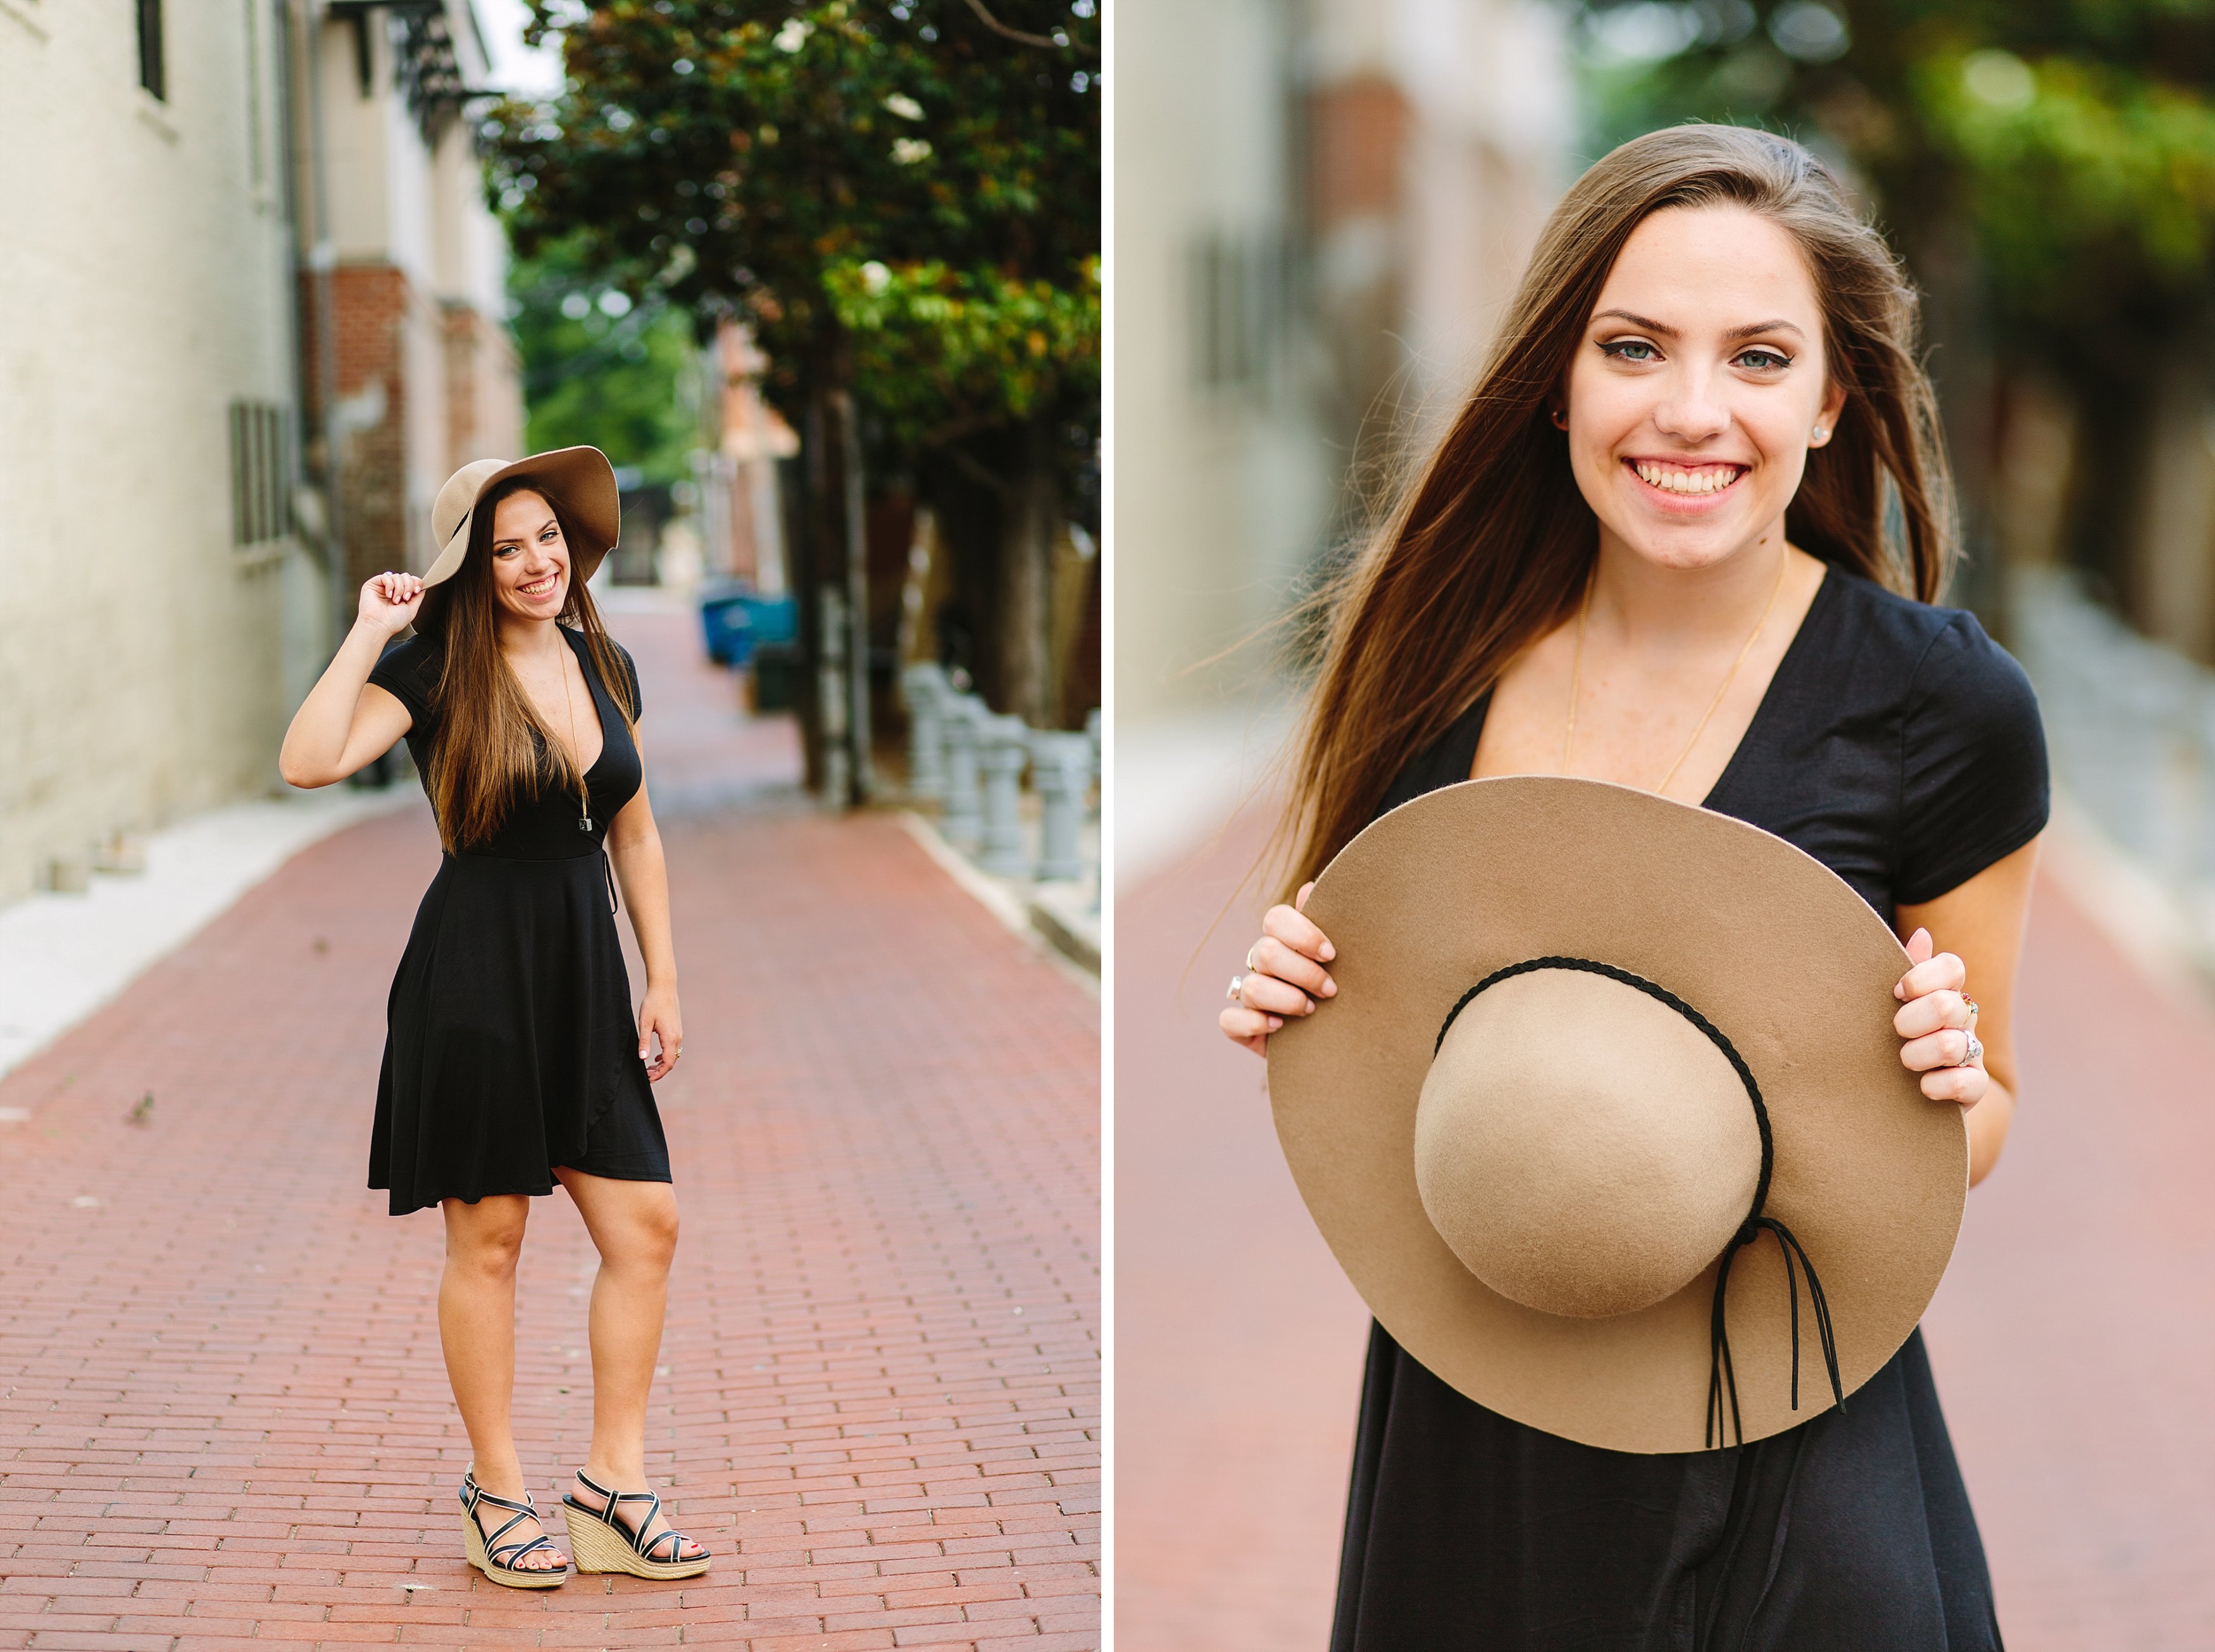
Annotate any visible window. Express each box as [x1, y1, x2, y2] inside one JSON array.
[[135, 0, 164, 101], [228, 401, 291, 547], [1187, 227, 1294, 394]]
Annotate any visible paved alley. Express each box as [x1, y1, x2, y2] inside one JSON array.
[[0, 607, 1101, 1648]]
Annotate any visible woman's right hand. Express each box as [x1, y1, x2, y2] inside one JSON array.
[[1219, 881, 1338, 1056], [358, 571, 425, 635]]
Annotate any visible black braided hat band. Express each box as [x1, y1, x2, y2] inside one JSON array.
[[1435, 956, 1845, 1448]]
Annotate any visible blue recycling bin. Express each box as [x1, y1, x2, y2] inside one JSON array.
[[697, 582, 753, 666], [738, 595, 797, 649]]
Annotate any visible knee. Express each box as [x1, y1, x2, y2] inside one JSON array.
[[620, 1198, 680, 1272], [446, 1206, 528, 1279]]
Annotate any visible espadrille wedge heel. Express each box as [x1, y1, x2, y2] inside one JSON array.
[[561, 1470, 711, 1579], [458, 1468, 568, 1588]]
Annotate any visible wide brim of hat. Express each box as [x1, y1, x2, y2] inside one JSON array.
[[1265, 775, 1966, 1454], [421, 447, 621, 588]]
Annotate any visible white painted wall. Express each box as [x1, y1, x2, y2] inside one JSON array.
[[0, 0, 310, 900]]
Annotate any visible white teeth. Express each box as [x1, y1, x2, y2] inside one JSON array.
[[1634, 461, 1738, 494]]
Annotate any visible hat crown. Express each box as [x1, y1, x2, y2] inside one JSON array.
[[1412, 967, 1761, 1320]]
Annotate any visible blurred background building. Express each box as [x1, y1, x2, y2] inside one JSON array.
[[0, 0, 520, 902]]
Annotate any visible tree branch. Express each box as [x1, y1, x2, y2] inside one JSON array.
[[961, 0, 1094, 56]]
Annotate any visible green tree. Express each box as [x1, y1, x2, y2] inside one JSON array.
[[485, 0, 1099, 759], [509, 234, 702, 486], [1575, 0, 2215, 613]]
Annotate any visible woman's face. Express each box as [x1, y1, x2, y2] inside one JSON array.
[[487, 488, 571, 620], [1561, 203, 1848, 573]]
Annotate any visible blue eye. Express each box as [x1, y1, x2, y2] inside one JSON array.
[[1601, 339, 1657, 363], [1736, 348, 1791, 371]]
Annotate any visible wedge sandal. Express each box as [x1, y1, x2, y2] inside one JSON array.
[[458, 1468, 569, 1588], [561, 1470, 712, 1579]]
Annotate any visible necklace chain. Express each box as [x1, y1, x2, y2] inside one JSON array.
[[552, 641, 594, 829], [1560, 554, 1791, 799]]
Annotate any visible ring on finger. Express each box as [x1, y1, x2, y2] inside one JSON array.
[[1961, 994, 1978, 1021], [1960, 1032, 1983, 1068], [1245, 943, 1261, 971], [1227, 973, 1247, 1004]]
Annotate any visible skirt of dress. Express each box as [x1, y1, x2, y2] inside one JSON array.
[[1332, 1321, 2002, 1652], [370, 851, 671, 1217]]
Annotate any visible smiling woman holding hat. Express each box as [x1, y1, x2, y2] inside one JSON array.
[[1221, 126, 2046, 1647], [279, 447, 709, 1588]]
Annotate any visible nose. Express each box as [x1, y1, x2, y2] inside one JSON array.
[[1650, 360, 1730, 446]]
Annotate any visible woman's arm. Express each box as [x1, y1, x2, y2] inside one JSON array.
[[606, 734, 682, 1080], [1893, 836, 2041, 1188], [278, 573, 423, 787]]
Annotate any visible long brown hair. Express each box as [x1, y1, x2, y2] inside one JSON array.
[[413, 479, 639, 851], [1276, 123, 1957, 896]]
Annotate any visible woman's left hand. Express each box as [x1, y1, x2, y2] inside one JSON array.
[[639, 986, 683, 1082], [1892, 926, 1985, 1108]]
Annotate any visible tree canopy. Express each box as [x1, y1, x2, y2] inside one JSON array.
[[484, 0, 1100, 463]]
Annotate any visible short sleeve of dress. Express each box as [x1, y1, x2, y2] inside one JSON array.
[[368, 635, 438, 730], [1895, 611, 2049, 906], [609, 639, 642, 720]]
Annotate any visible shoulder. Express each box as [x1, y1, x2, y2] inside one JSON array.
[[369, 634, 442, 709], [1818, 569, 2040, 727]]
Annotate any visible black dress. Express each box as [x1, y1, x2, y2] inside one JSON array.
[[365, 627, 671, 1218], [1331, 566, 2050, 1652]]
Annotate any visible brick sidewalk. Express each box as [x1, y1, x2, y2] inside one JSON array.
[[0, 612, 1100, 1649], [1116, 805, 2215, 1651]]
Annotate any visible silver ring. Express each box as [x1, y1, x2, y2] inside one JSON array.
[[1961, 1033, 1983, 1068], [1228, 973, 1247, 1004]]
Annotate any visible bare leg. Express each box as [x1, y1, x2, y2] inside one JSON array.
[[552, 1168, 705, 1560], [439, 1194, 566, 1570]]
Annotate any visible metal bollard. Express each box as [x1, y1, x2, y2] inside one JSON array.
[[940, 694, 986, 850], [1029, 730, 1093, 882], [901, 661, 949, 800], [975, 713, 1032, 876]]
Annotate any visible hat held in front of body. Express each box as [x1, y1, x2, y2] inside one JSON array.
[[1267, 775, 1967, 1455]]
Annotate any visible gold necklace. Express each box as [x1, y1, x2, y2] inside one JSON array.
[[1561, 553, 1791, 798], [554, 641, 596, 833]]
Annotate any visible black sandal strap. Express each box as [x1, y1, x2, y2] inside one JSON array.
[[566, 1475, 694, 1560]]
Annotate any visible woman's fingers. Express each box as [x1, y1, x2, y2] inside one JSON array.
[[1899, 1026, 1975, 1073], [1893, 930, 1962, 1001], [1893, 987, 1973, 1041], [1261, 901, 1335, 965], [1919, 1061, 1987, 1108], [1250, 935, 1335, 999], [1239, 972, 1314, 1018], [1220, 1004, 1283, 1054]]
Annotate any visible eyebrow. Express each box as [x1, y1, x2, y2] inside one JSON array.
[[1592, 308, 1806, 343], [493, 516, 558, 548]]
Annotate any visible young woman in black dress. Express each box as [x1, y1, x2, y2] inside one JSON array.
[[1221, 126, 2046, 1646], [280, 456, 710, 1587]]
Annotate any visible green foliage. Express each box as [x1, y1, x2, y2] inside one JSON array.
[[483, 0, 1099, 453], [1917, 49, 2215, 315], [821, 254, 1099, 447], [509, 236, 701, 485]]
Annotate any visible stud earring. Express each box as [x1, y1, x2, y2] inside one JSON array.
[[1812, 426, 1828, 442]]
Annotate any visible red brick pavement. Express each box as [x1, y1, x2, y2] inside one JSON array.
[[1116, 803, 2215, 1651], [0, 611, 1100, 1648]]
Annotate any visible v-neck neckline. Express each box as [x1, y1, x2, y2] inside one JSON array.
[[554, 627, 609, 780], [1455, 561, 1837, 806]]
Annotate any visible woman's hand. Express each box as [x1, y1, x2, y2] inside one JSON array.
[[639, 985, 683, 1082], [359, 571, 425, 636], [1893, 925, 1985, 1108], [1219, 882, 1338, 1056]]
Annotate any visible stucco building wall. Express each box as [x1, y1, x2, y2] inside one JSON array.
[[0, 0, 304, 900]]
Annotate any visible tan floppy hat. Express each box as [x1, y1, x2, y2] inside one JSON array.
[[1266, 775, 1966, 1455], [422, 447, 622, 587]]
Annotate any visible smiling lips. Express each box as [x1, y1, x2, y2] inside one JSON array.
[[1627, 458, 1747, 497], [518, 572, 562, 599]]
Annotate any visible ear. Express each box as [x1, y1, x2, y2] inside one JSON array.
[[1809, 378, 1849, 447]]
